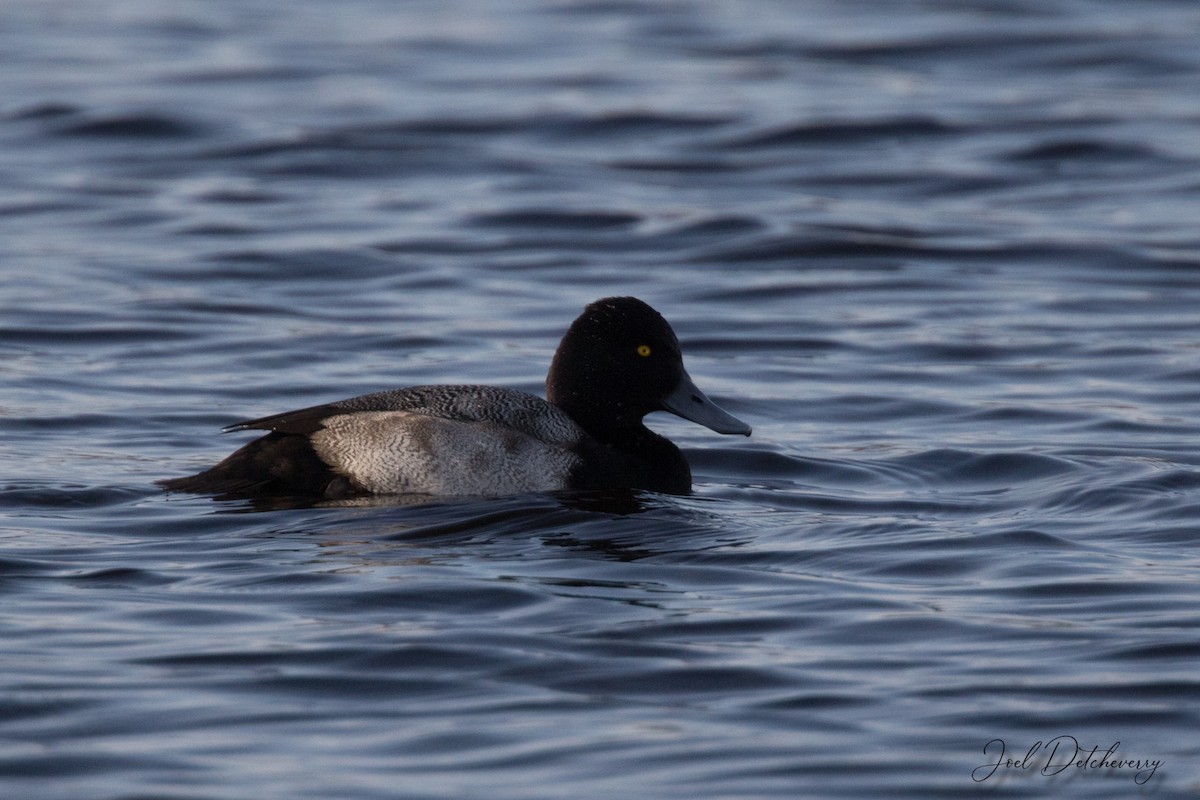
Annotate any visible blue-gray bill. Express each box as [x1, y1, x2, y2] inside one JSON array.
[[661, 371, 752, 436]]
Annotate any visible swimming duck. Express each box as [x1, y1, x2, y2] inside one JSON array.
[[159, 296, 750, 499]]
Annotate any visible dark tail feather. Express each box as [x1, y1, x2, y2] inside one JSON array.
[[157, 432, 360, 500]]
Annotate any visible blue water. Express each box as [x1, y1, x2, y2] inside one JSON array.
[[3, 1, 1200, 797]]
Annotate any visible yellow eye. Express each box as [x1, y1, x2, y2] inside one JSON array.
[[636, 344, 652, 357]]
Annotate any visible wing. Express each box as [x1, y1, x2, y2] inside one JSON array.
[[167, 386, 590, 499], [226, 385, 584, 446]]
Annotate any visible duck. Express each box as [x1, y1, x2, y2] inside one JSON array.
[[158, 296, 750, 500]]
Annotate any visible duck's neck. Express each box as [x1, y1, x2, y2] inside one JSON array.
[[551, 393, 638, 446], [555, 403, 692, 494], [615, 426, 691, 494]]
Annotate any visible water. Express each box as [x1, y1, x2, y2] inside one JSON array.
[[3, 0, 1200, 797]]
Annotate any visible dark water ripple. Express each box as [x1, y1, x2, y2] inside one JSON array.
[[5, 0, 1200, 798]]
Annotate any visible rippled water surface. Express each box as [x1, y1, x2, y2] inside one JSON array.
[[4, 1, 1200, 798]]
